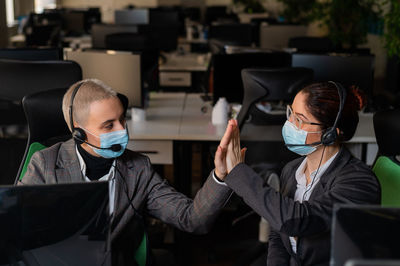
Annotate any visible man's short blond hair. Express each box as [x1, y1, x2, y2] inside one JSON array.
[[62, 79, 117, 131]]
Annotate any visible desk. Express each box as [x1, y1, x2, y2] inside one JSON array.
[[158, 52, 211, 91], [129, 92, 378, 194]]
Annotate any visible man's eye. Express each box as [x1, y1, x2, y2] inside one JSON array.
[[105, 124, 113, 129]]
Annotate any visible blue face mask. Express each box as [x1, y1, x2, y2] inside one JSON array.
[[94, 129, 129, 158], [282, 120, 320, 156], [82, 127, 129, 158]]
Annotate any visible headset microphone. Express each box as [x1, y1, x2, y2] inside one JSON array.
[[285, 141, 321, 147], [83, 141, 122, 152]]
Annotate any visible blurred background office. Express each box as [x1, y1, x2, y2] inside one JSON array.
[[0, 0, 399, 265]]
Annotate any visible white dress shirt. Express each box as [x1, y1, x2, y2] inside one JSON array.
[[76, 146, 116, 215], [289, 152, 338, 253]]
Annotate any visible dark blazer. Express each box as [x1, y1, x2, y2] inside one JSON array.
[[19, 139, 232, 264], [225, 146, 381, 266]]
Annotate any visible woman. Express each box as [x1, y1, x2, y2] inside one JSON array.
[[215, 82, 381, 266]]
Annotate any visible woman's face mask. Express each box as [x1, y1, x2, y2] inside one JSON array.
[[282, 120, 324, 156]]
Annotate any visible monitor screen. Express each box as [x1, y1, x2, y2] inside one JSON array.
[[64, 49, 143, 108], [292, 53, 375, 100], [0, 182, 110, 265], [91, 24, 138, 49], [62, 12, 86, 36], [149, 8, 179, 25], [0, 48, 61, 61], [209, 23, 254, 46], [330, 205, 400, 266], [115, 9, 149, 25]]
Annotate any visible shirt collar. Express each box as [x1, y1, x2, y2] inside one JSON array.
[[295, 151, 339, 186], [75, 145, 116, 182]]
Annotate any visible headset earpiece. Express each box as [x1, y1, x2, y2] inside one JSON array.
[[72, 128, 87, 144], [321, 127, 338, 146], [69, 82, 86, 145]]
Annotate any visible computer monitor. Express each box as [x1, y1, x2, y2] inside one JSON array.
[[209, 23, 254, 46], [91, 24, 139, 49], [64, 49, 143, 108], [149, 8, 179, 25], [212, 52, 292, 104], [291, 53, 375, 102], [115, 9, 149, 25], [0, 48, 61, 61], [0, 182, 110, 265], [330, 205, 400, 266], [62, 11, 86, 36]]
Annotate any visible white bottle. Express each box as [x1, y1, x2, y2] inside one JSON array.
[[212, 97, 229, 125]]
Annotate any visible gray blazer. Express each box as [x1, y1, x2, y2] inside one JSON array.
[[225, 146, 381, 266], [19, 139, 232, 243]]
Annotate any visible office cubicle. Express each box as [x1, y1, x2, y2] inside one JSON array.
[[259, 24, 308, 50], [64, 49, 143, 108]]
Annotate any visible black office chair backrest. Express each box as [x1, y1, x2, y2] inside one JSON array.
[[237, 67, 314, 129], [22, 88, 70, 145], [373, 109, 400, 157], [212, 52, 292, 105], [0, 59, 82, 102]]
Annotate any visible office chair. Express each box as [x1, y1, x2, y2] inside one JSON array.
[[288, 37, 334, 53], [372, 109, 400, 206], [237, 67, 314, 129], [0, 59, 81, 128]]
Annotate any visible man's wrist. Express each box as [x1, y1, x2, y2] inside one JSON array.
[[213, 170, 228, 186]]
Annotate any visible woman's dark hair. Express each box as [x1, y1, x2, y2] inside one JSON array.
[[301, 82, 367, 142]]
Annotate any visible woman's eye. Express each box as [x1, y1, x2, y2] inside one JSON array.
[[105, 124, 113, 130]]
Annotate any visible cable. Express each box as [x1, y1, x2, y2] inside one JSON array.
[[302, 145, 326, 202], [112, 163, 143, 220]]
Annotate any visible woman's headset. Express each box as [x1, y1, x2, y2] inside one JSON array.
[[320, 81, 347, 146]]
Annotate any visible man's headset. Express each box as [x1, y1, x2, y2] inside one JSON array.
[[69, 82, 122, 152], [286, 81, 347, 147]]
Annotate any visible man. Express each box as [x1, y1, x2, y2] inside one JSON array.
[[19, 79, 235, 265]]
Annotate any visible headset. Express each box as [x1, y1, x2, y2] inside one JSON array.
[[69, 82, 122, 152], [286, 81, 347, 147]]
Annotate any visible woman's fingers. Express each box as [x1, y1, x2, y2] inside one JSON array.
[[220, 120, 235, 149], [241, 147, 247, 162]]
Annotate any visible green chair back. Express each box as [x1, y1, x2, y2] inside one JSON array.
[[19, 142, 47, 181], [134, 232, 147, 266], [373, 156, 400, 206]]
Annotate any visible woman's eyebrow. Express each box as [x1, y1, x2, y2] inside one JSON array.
[[295, 112, 309, 121]]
